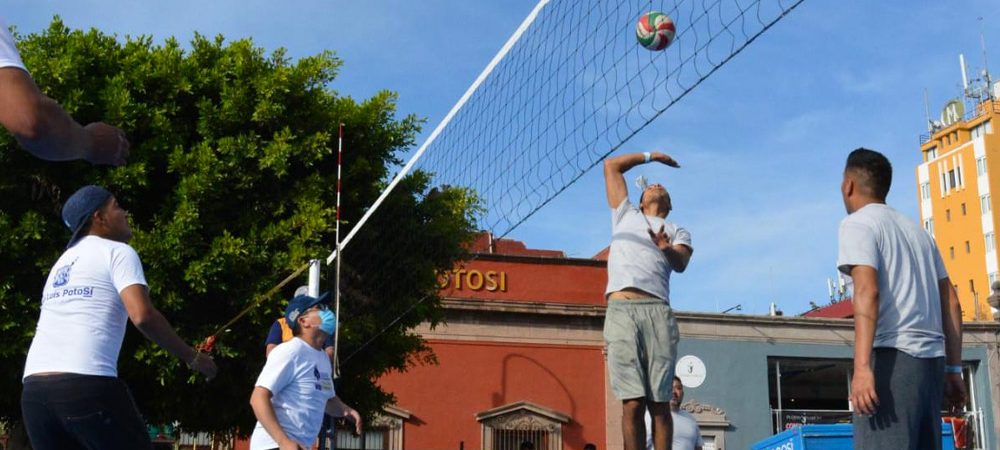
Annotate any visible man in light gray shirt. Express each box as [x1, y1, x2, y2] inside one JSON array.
[[837, 148, 966, 449], [604, 150, 692, 450]]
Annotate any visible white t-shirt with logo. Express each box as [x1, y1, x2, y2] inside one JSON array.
[[24, 236, 147, 378], [645, 410, 704, 450], [250, 337, 336, 450], [0, 17, 27, 71], [606, 199, 692, 302]]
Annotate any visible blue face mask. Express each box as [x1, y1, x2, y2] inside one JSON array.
[[318, 309, 337, 335]]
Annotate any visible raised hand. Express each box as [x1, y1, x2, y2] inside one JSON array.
[[83, 122, 129, 166]]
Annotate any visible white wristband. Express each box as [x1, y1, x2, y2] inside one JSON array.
[[643, 152, 651, 163]]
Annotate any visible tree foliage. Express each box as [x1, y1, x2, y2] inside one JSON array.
[[0, 18, 478, 433]]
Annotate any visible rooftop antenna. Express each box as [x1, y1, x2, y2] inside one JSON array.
[[979, 17, 993, 100], [960, 53, 971, 95], [923, 89, 934, 132]]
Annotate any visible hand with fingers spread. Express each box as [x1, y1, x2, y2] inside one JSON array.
[[850, 366, 879, 416], [647, 225, 671, 250]]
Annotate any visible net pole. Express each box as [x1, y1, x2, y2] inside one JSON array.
[[325, 0, 552, 265], [333, 122, 344, 378]]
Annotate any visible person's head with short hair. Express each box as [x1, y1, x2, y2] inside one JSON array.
[[520, 441, 535, 450], [62, 185, 132, 247], [842, 148, 892, 214], [670, 376, 685, 411], [639, 183, 672, 218], [583, 443, 597, 450]]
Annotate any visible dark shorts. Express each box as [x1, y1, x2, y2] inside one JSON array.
[[21, 373, 152, 450], [853, 348, 944, 450]]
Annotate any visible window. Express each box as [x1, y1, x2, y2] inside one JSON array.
[[928, 147, 939, 160], [982, 194, 992, 214], [977, 156, 988, 176], [946, 209, 951, 221], [921, 182, 931, 200], [923, 218, 935, 235], [966, 241, 972, 253], [768, 357, 852, 433], [950, 247, 955, 259], [949, 170, 957, 190], [962, 203, 967, 215], [986, 232, 996, 253], [478, 402, 568, 450], [973, 120, 993, 139]]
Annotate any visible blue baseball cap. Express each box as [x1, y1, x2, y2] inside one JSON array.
[[284, 292, 331, 330], [62, 185, 113, 248]]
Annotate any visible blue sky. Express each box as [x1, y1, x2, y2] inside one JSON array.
[[5, 1, 1000, 315]]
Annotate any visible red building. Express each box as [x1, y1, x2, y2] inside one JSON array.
[[376, 234, 611, 450]]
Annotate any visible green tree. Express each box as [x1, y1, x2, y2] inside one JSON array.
[[0, 18, 478, 436]]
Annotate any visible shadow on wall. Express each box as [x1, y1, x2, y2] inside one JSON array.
[[492, 353, 577, 418]]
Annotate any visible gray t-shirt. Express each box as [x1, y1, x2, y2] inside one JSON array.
[[837, 203, 948, 358], [605, 199, 692, 302]]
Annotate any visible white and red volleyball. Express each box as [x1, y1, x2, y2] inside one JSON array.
[[636, 12, 676, 51]]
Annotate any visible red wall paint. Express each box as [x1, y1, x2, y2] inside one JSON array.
[[379, 340, 606, 450]]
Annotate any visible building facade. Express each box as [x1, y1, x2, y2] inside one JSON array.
[[917, 90, 1000, 320], [371, 236, 1000, 450]]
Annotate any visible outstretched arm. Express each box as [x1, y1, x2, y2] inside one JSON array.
[[0, 67, 129, 165], [120, 284, 217, 379], [603, 151, 679, 208]]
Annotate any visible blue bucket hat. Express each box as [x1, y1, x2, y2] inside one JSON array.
[[62, 185, 113, 248], [284, 292, 331, 330]]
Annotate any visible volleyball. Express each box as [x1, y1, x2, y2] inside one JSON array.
[[636, 12, 676, 51]]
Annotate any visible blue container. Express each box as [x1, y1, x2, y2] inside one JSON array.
[[751, 423, 955, 450]]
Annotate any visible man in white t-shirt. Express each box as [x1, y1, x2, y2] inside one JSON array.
[[603, 151, 692, 450], [21, 185, 218, 450], [249, 292, 362, 450], [0, 17, 129, 165], [837, 148, 966, 449], [645, 377, 703, 450]]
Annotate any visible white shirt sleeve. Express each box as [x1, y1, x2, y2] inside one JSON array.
[[0, 18, 27, 71], [111, 245, 148, 293], [255, 343, 296, 393], [612, 198, 633, 226], [673, 226, 693, 250], [837, 220, 879, 275]]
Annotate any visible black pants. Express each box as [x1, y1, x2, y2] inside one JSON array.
[[21, 373, 152, 450]]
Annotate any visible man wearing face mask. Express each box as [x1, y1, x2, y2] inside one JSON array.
[[249, 292, 362, 450]]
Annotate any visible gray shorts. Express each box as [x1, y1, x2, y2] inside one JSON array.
[[853, 348, 944, 450], [603, 298, 680, 402]]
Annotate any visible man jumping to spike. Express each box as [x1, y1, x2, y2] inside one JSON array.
[[603, 151, 692, 450]]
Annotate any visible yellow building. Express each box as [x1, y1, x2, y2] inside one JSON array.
[[917, 90, 1000, 320]]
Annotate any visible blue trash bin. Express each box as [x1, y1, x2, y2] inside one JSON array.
[[751, 423, 955, 450]]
